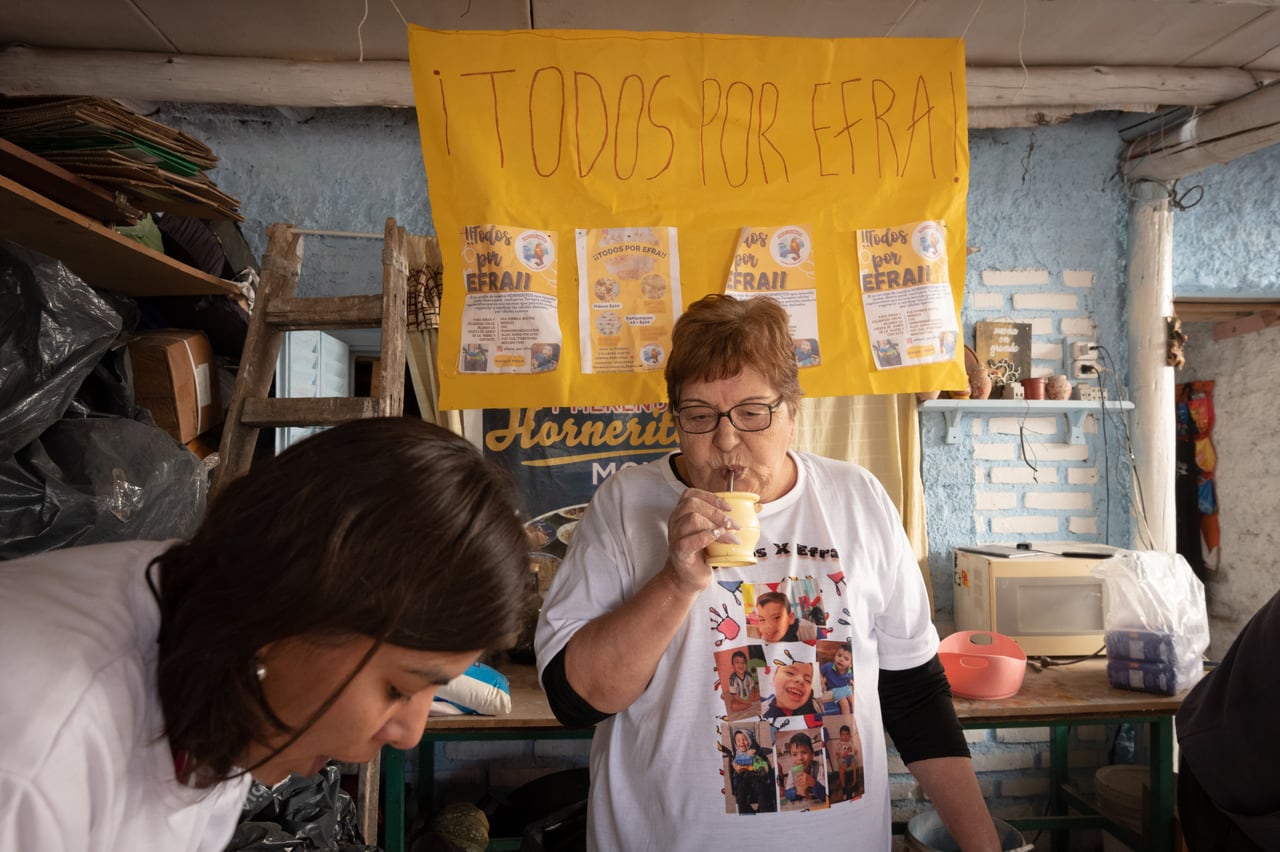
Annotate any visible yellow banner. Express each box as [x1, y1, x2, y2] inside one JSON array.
[[409, 27, 969, 409]]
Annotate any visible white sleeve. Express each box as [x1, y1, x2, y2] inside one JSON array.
[[0, 772, 79, 852], [532, 464, 678, 678], [860, 469, 940, 670]]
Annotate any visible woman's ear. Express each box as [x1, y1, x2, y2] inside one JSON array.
[[253, 644, 275, 680]]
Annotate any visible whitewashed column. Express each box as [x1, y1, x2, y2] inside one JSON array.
[[1126, 181, 1176, 552]]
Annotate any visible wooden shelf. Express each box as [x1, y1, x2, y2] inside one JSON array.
[[1174, 296, 1280, 323], [0, 173, 239, 298], [920, 398, 1135, 445]]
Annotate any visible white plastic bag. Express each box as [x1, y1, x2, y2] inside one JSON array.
[[1092, 550, 1209, 694]]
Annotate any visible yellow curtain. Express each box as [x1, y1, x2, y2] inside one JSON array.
[[792, 394, 933, 613]]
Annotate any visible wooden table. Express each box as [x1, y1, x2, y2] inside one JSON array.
[[384, 659, 1182, 852], [382, 665, 591, 852], [952, 658, 1182, 852]]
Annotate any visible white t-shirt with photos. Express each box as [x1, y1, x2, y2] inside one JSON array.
[[535, 450, 938, 851]]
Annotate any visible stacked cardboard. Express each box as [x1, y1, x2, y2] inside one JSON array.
[[0, 96, 241, 222]]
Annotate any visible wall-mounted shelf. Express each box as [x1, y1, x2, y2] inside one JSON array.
[[919, 398, 1136, 445], [0, 173, 239, 297]]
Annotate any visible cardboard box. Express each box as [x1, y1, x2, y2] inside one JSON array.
[[128, 329, 222, 442]]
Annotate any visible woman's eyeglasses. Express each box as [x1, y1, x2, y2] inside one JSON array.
[[674, 399, 784, 434]]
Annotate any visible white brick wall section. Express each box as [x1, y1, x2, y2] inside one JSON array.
[[976, 489, 1017, 510], [964, 729, 990, 744], [982, 269, 1050, 286], [890, 779, 922, 800], [1001, 776, 1052, 797], [1025, 491, 1093, 510], [991, 466, 1058, 484], [1032, 341, 1063, 362], [973, 442, 1018, 460], [1024, 443, 1091, 461], [992, 515, 1060, 534], [1068, 467, 1099, 485], [1074, 725, 1110, 742], [969, 292, 1004, 309], [1061, 316, 1097, 337], [1013, 293, 1080, 312], [996, 727, 1050, 743], [974, 468, 986, 485], [1062, 269, 1095, 288], [1029, 317, 1054, 335], [1069, 516, 1099, 535], [1068, 748, 1111, 769], [969, 749, 1037, 772], [988, 416, 1060, 437]]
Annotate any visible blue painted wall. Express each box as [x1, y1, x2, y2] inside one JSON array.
[[1172, 141, 1280, 296], [158, 105, 434, 298]]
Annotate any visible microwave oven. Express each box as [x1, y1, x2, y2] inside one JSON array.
[[952, 546, 1116, 656]]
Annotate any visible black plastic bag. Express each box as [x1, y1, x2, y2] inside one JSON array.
[[0, 415, 207, 559], [0, 240, 124, 453], [223, 766, 381, 852]]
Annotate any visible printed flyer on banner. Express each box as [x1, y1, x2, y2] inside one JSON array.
[[457, 225, 562, 374], [856, 220, 959, 370], [576, 227, 682, 374], [725, 225, 822, 368]]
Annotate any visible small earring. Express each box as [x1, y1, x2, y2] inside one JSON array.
[[255, 662, 267, 681]]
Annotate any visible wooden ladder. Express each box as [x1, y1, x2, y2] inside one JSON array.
[[210, 216, 409, 844], [212, 217, 408, 498]]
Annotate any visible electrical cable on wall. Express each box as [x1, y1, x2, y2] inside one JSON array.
[[1083, 347, 1155, 550], [1094, 346, 1155, 550], [1017, 400, 1039, 480]]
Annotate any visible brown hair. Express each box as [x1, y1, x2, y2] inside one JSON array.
[[754, 591, 794, 613], [151, 417, 527, 782], [664, 294, 802, 411]]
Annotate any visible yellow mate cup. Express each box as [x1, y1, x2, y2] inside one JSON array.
[[706, 491, 761, 568]]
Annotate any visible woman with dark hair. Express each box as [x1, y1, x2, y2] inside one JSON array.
[[0, 418, 529, 850], [536, 294, 1000, 849]]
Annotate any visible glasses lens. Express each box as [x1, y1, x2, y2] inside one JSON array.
[[677, 406, 718, 433], [729, 403, 773, 432]]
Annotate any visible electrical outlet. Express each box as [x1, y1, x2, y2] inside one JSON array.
[[1072, 360, 1099, 380], [1066, 337, 1098, 379], [1070, 340, 1098, 360]]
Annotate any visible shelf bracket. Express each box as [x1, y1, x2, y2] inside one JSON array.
[[943, 408, 964, 444], [1064, 410, 1089, 445]]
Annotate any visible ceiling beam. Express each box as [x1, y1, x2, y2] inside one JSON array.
[[1123, 80, 1280, 180], [1, 44, 1276, 123]]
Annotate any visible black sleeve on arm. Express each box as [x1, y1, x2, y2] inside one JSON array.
[[540, 645, 613, 727], [879, 654, 970, 764]]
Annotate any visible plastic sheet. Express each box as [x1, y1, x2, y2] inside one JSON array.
[[224, 766, 380, 852], [0, 415, 206, 559], [0, 240, 124, 453], [1093, 550, 1210, 695], [0, 239, 205, 558]]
